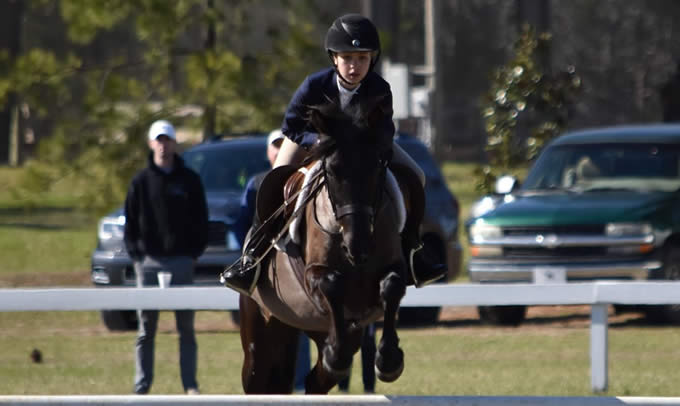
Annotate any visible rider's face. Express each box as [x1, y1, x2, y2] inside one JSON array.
[[333, 51, 372, 89]]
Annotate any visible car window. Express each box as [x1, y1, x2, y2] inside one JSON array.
[[523, 143, 680, 192], [183, 143, 270, 192]]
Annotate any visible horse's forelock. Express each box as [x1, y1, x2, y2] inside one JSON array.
[[305, 135, 336, 164], [305, 95, 392, 164]]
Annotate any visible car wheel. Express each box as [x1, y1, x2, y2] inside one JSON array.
[[101, 310, 137, 331], [644, 245, 680, 324], [477, 305, 527, 327]]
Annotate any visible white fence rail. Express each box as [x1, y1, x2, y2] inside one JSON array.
[[3, 282, 680, 394], [3, 394, 680, 406]]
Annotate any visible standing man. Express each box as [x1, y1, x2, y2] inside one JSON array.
[[124, 119, 209, 395]]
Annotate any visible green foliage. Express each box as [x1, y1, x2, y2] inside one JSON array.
[[60, 0, 134, 44], [478, 25, 582, 194], [4, 1, 325, 212]]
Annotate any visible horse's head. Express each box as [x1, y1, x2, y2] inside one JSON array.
[[307, 97, 393, 266]]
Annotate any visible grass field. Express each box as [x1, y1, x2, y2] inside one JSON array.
[[3, 162, 680, 397], [2, 309, 680, 396]]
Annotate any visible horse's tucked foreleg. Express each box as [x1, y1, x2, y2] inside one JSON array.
[[376, 270, 406, 382], [313, 268, 354, 378]]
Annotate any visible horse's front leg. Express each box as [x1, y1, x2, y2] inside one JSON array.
[[308, 266, 355, 377], [376, 270, 407, 382]]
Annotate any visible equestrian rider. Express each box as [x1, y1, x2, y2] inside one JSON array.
[[222, 14, 446, 295]]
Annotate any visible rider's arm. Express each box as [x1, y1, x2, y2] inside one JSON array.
[[281, 76, 320, 149]]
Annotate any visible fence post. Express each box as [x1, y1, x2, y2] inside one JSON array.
[[590, 303, 608, 392]]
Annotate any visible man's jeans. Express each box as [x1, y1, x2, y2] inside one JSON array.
[[133, 256, 197, 393]]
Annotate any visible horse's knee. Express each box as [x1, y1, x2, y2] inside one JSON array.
[[380, 271, 406, 303], [319, 271, 344, 298]]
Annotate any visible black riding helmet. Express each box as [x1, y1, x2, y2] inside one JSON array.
[[324, 14, 381, 84]]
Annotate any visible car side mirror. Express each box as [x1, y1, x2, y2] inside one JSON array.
[[495, 175, 519, 195]]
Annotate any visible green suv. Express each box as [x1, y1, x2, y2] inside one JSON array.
[[466, 124, 680, 326]]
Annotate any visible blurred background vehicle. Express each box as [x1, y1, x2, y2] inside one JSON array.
[[466, 124, 680, 326], [91, 133, 461, 330]]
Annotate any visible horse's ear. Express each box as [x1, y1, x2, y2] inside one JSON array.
[[307, 101, 343, 136], [363, 94, 391, 129]]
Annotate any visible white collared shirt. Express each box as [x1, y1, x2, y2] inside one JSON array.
[[337, 76, 361, 111]]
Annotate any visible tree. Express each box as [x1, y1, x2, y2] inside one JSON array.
[[477, 25, 581, 193], [2, 0, 326, 212]]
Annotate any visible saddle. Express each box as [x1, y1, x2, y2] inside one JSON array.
[[254, 163, 312, 235], [254, 161, 425, 253], [253, 163, 315, 291]]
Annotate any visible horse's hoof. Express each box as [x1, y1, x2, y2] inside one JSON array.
[[321, 355, 352, 378], [375, 347, 404, 383], [375, 360, 404, 383], [321, 346, 352, 378]]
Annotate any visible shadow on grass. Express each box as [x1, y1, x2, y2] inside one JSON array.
[[0, 222, 69, 230], [0, 206, 76, 215], [0, 206, 97, 230], [408, 307, 669, 329]]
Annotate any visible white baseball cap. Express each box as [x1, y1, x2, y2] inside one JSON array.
[[267, 129, 284, 146], [148, 120, 176, 141]]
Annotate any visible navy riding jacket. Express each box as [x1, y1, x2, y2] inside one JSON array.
[[281, 67, 395, 148]]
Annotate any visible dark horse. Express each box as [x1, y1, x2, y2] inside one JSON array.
[[238, 98, 408, 394]]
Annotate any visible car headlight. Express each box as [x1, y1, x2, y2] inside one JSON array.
[[468, 221, 502, 243], [605, 222, 652, 237], [98, 216, 126, 241], [225, 230, 241, 251], [606, 222, 655, 255], [470, 196, 500, 218]]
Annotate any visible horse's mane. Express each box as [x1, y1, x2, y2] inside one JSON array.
[[303, 95, 390, 165]]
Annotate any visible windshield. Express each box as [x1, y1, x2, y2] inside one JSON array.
[[183, 144, 270, 193], [522, 143, 680, 192]]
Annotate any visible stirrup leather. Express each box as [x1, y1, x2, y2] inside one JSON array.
[[407, 243, 422, 287], [244, 261, 262, 295]]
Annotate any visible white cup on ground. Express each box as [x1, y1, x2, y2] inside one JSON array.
[[157, 271, 172, 288]]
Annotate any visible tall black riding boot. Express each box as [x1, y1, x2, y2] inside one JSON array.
[[389, 162, 446, 287], [221, 223, 272, 296], [402, 228, 447, 288]]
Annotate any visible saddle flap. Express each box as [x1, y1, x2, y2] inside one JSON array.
[[283, 170, 307, 217], [255, 165, 298, 227]]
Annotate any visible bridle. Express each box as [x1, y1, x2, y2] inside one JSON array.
[[320, 153, 390, 234]]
